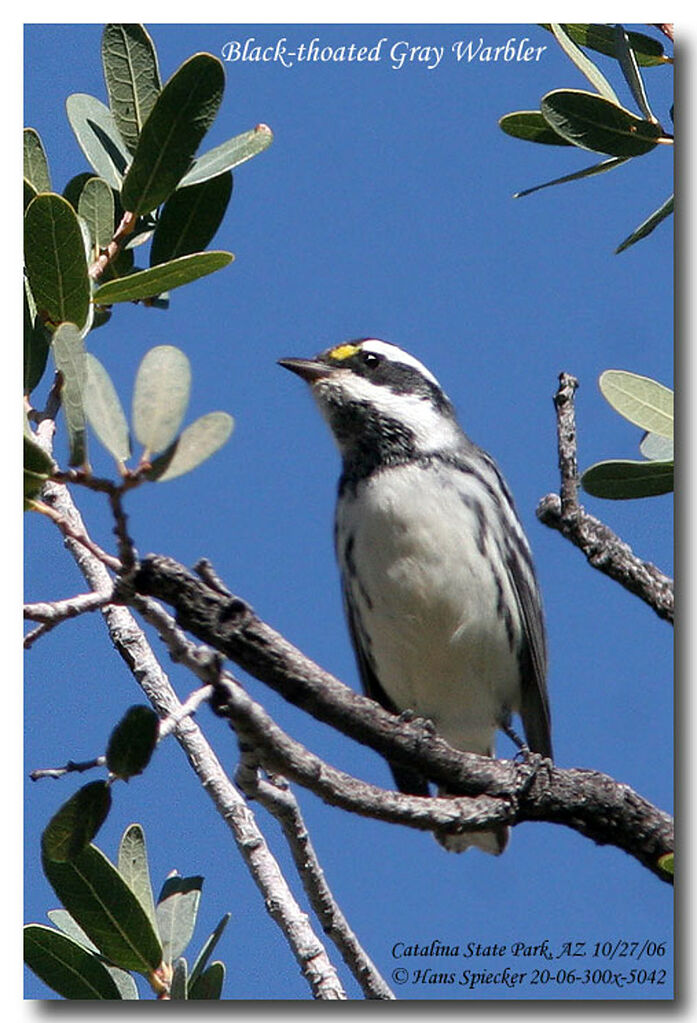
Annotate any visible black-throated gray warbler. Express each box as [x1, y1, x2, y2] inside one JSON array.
[[279, 339, 551, 854]]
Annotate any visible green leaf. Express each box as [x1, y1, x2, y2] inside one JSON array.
[[150, 171, 233, 265], [549, 23, 620, 104], [132, 345, 191, 455], [188, 913, 230, 994], [24, 128, 51, 192], [24, 432, 54, 506], [78, 177, 115, 252], [24, 193, 91, 329], [499, 110, 573, 146], [189, 961, 225, 999], [84, 353, 131, 464], [156, 875, 203, 964], [41, 782, 112, 862], [63, 172, 97, 212], [148, 411, 234, 481], [640, 431, 674, 462], [93, 250, 233, 304], [106, 705, 159, 780], [66, 93, 130, 190], [180, 123, 273, 187], [102, 24, 162, 154], [540, 24, 667, 67], [581, 458, 673, 499], [118, 824, 158, 932], [514, 155, 629, 199], [599, 370, 673, 437], [42, 844, 163, 975], [47, 910, 141, 1000], [657, 852, 674, 876], [52, 322, 88, 467], [24, 278, 51, 394], [613, 24, 657, 123], [24, 178, 37, 211], [24, 924, 123, 1000], [540, 90, 665, 156], [171, 958, 188, 999], [616, 194, 674, 254], [120, 53, 225, 214]]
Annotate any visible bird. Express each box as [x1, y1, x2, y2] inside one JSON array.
[[278, 338, 551, 854]]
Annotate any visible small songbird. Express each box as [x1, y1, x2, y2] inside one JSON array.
[[279, 339, 551, 854]]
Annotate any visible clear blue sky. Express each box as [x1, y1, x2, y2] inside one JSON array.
[[24, 23, 673, 1001]]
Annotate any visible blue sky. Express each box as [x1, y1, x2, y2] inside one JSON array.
[[24, 22, 673, 1001]]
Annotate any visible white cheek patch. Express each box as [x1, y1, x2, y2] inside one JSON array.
[[317, 372, 461, 454], [358, 339, 442, 388]]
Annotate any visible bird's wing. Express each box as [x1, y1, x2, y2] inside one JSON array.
[[341, 581, 431, 796], [504, 541, 553, 759]]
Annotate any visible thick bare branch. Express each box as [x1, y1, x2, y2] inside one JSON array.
[[537, 372, 674, 624], [130, 554, 674, 882]]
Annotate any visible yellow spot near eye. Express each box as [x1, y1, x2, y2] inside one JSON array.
[[329, 343, 360, 362]]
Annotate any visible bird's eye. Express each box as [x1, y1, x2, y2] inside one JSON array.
[[360, 351, 381, 370]]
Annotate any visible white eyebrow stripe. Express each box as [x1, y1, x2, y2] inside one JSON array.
[[358, 339, 442, 388]]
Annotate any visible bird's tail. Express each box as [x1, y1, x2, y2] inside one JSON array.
[[434, 780, 509, 855]]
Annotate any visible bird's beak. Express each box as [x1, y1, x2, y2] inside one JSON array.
[[278, 357, 337, 383]]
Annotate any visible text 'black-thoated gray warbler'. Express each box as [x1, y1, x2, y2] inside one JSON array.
[[279, 339, 552, 855]]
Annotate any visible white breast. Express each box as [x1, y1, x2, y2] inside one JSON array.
[[337, 463, 522, 756]]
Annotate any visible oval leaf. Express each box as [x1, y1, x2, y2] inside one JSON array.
[[640, 431, 674, 462], [24, 127, 51, 192], [540, 24, 667, 68], [106, 705, 159, 780], [540, 90, 665, 156], [84, 353, 131, 463], [149, 411, 234, 481], [150, 172, 233, 265], [189, 961, 225, 999], [118, 824, 157, 931], [180, 123, 273, 187], [102, 24, 162, 154], [499, 110, 573, 146], [24, 194, 91, 329], [52, 322, 88, 467], [41, 844, 163, 975], [171, 958, 189, 999], [549, 23, 620, 105], [66, 93, 130, 189], [41, 781, 112, 862], [93, 250, 233, 304], [78, 177, 115, 252], [24, 278, 51, 394], [132, 345, 191, 455], [582, 458, 673, 499], [599, 370, 673, 437], [47, 910, 140, 999], [120, 53, 225, 214], [24, 432, 53, 506], [156, 875, 203, 964], [24, 924, 123, 1000]]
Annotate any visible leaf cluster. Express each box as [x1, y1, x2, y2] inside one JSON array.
[[25, 822, 230, 999], [499, 24, 673, 253], [24, 24, 261, 498], [582, 370, 673, 500]]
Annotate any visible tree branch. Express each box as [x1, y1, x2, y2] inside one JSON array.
[[130, 554, 674, 882], [536, 373, 674, 624], [31, 470, 348, 999]]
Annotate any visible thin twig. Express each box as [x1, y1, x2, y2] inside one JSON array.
[[236, 752, 395, 1000], [88, 210, 137, 281], [30, 756, 106, 782], [537, 372, 674, 624], [24, 592, 112, 648]]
